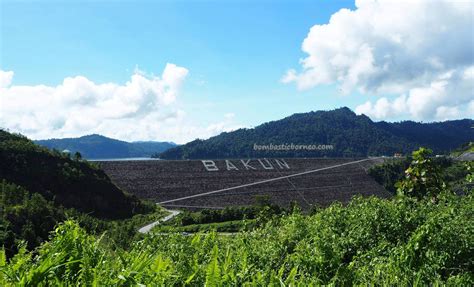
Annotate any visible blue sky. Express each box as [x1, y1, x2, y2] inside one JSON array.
[[1, 0, 472, 143]]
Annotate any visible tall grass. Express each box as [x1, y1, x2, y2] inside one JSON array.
[[1, 191, 473, 286]]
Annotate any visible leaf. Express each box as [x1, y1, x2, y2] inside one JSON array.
[[205, 245, 221, 287]]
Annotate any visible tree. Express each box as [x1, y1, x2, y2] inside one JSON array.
[[396, 148, 446, 200], [73, 151, 82, 161], [465, 161, 474, 184]]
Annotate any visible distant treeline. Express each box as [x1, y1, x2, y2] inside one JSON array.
[[158, 107, 473, 159], [36, 134, 176, 159]]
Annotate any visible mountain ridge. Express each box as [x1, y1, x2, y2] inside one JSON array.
[[35, 134, 177, 159], [158, 107, 473, 159]]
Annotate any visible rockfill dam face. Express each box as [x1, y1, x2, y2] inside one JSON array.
[[99, 158, 391, 210]]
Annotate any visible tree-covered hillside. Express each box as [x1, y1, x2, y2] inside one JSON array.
[[159, 107, 473, 159], [35, 134, 176, 159], [0, 130, 164, 256], [375, 121, 473, 152], [0, 130, 151, 219]]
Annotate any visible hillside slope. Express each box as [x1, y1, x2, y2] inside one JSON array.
[[36, 134, 176, 159], [374, 121, 473, 152], [159, 107, 473, 159], [0, 130, 149, 219]]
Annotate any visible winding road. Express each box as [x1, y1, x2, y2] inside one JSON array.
[[138, 209, 181, 234]]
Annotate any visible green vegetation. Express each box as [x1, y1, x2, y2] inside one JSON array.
[[1, 192, 472, 285], [369, 158, 411, 194], [170, 203, 283, 226], [155, 219, 256, 233], [0, 147, 472, 285], [0, 180, 165, 257], [369, 151, 470, 195], [451, 141, 474, 156], [159, 107, 473, 159], [0, 181, 64, 256], [155, 203, 285, 233], [0, 129, 151, 218], [396, 148, 447, 200], [0, 130, 164, 257]]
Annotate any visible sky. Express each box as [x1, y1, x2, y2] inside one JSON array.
[[0, 0, 473, 144]]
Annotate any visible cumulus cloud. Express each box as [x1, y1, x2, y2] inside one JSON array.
[[205, 112, 245, 137], [355, 67, 474, 120], [284, 0, 474, 120], [0, 65, 241, 143], [0, 70, 14, 88]]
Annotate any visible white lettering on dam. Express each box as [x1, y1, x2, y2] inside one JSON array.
[[201, 159, 290, 171]]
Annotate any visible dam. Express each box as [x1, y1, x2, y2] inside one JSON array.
[[99, 157, 391, 210]]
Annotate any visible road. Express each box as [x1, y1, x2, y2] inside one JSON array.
[[138, 209, 181, 234], [138, 210, 238, 236]]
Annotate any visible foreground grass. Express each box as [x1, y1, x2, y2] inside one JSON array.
[[1, 192, 472, 286], [153, 219, 257, 233]]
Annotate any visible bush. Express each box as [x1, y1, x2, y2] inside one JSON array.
[[1, 192, 472, 285], [396, 148, 446, 200]]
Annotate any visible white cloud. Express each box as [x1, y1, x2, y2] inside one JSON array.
[[284, 0, 474, 120], [0, 70, 14, 88], [355, 68, 473, 120], [205, 114, 244, 138], [469, 100, 474, 115], [0, 65, 241, 143]]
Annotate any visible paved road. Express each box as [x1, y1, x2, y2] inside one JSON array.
[[138, 209, 181, 234]]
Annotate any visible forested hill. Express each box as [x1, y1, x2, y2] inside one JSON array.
[[36, 134, 176, 159], [159, 107, 473, 159], [0, 130, 149, 218], [374, 120, 473, 151]]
